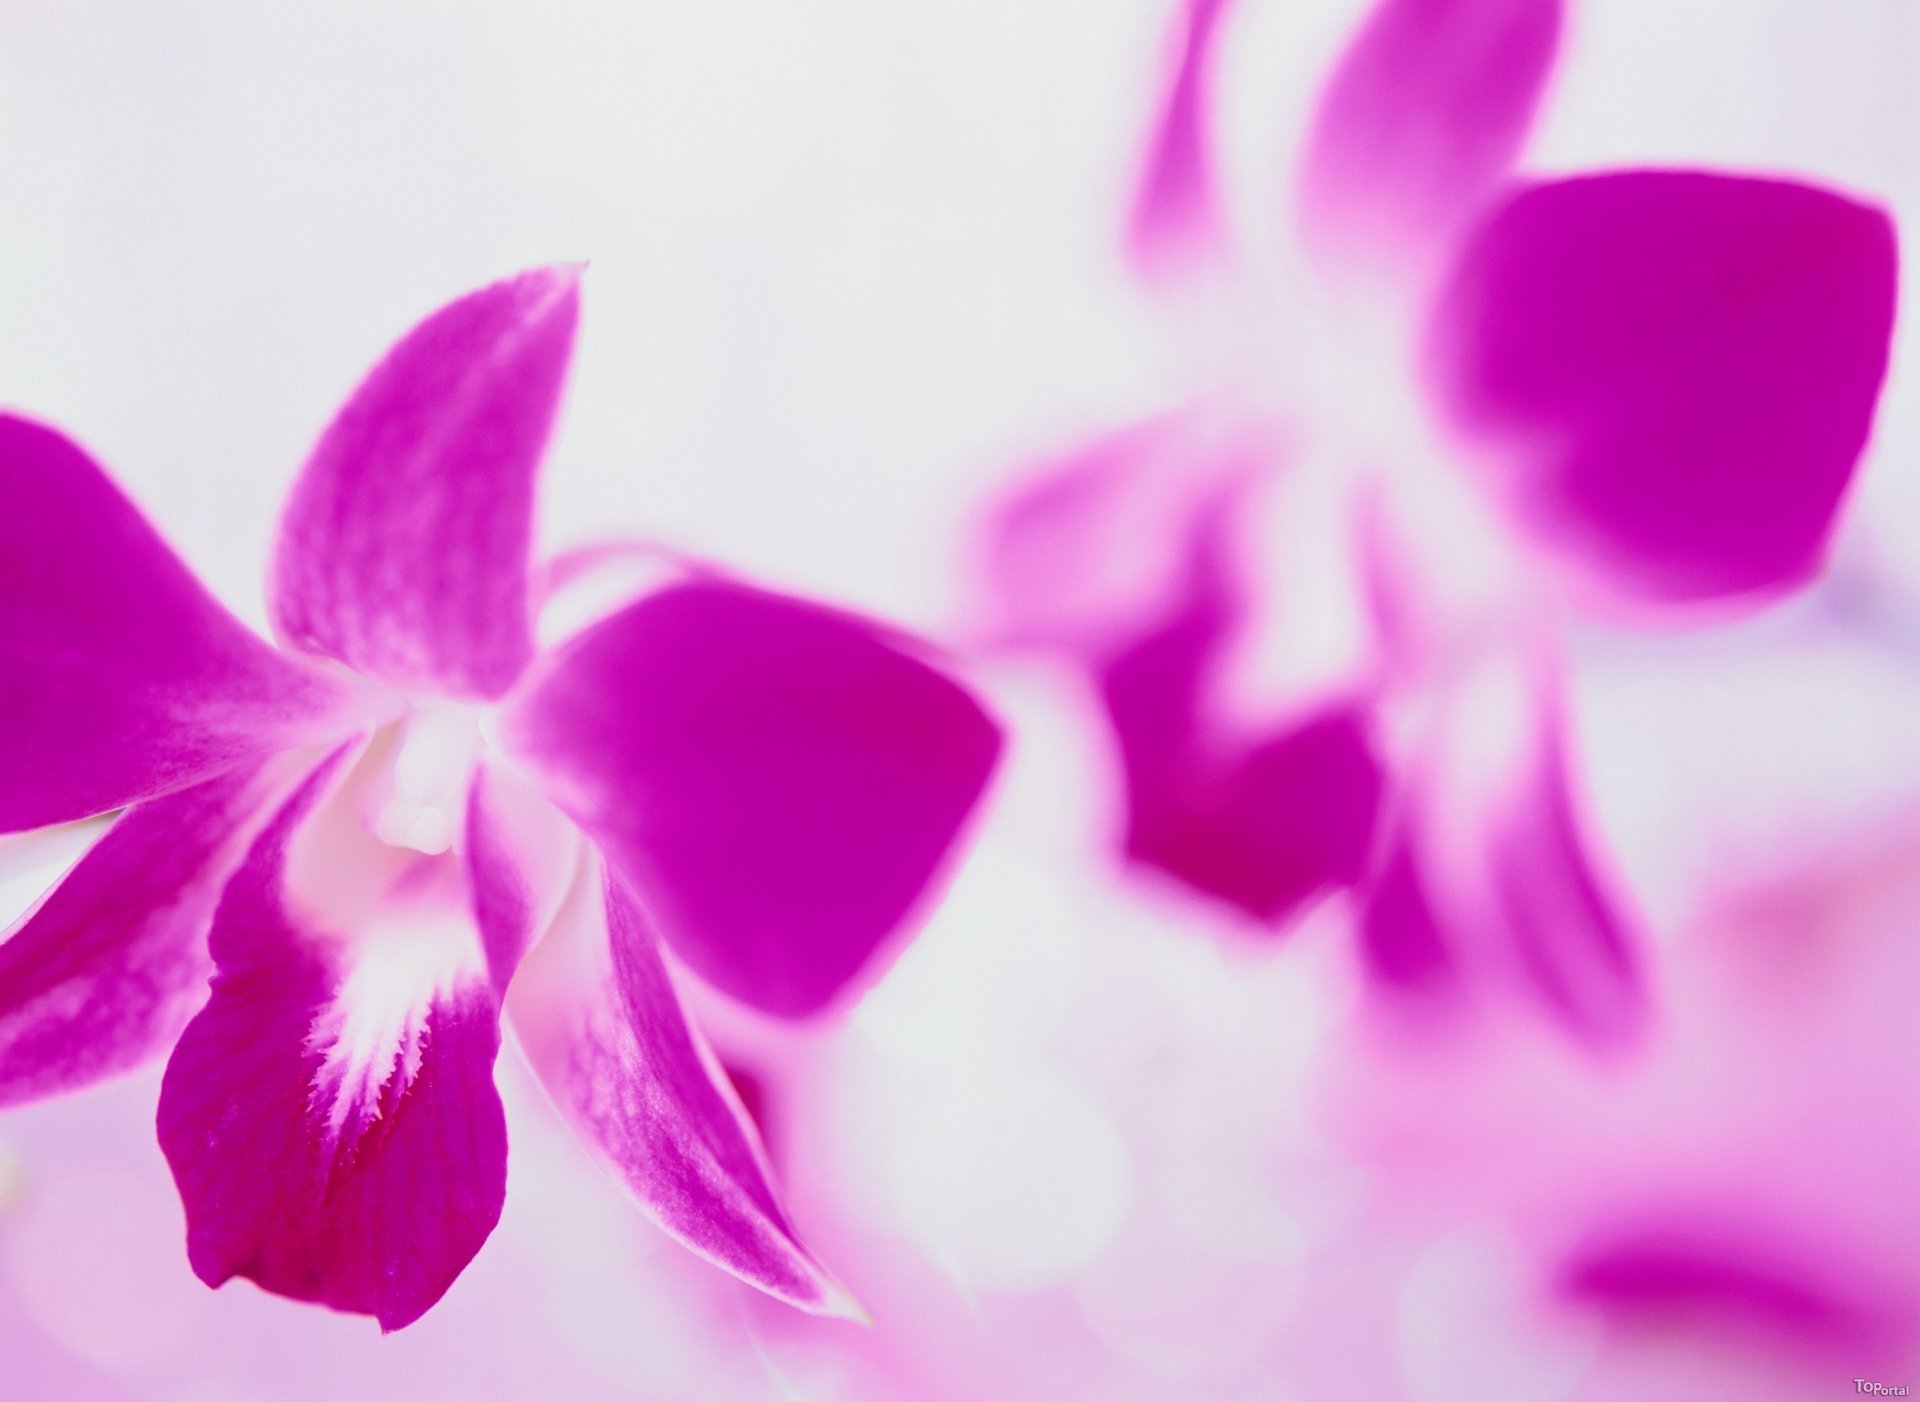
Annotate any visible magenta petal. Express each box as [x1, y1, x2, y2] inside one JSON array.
[[270, 266, 582, 700], [502, 581, 1002, 1018], [1128, 0, 1233, 272], [157, 754, 507, 1331], [1095, 515, 1382, 924], [1486, 719, 1643, 1045], [1120, 702, 1385, 925], [986, 417, 1193, 650], [1355, 826, 1454, 990], [1429, 171, 1898, 603], [1299, 0, 1561, 264], [1561, 1226, 1901, 1355], [0, 754, 311, 1105], [505, 861, 855, 1315], [0, 416, 356, 831], [464, 760, 578, 994], [1096, 523, 1232, 811]]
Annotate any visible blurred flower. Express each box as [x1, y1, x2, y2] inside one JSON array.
[[982, 0, 1898, 1045], [1317, 807, 1920, 1392], [0, 267, 1001, 1329]]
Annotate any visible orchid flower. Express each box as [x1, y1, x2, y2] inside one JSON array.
[[984, 0, 1896, 1045], [0, 266, 1002, 1329]]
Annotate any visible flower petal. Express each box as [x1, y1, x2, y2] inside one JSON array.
[[501, 581, 1002, 1019], [0, 415, 357, 832], [270, 266, 582, 699], [1561, 1224, 1904, 1357], [1128, 0, 1233, 273], [1484, 716, 1643, 1045], [1119, 705, 1384, 925], [464, 759, 581, 994], [1096, 509, 1383, 924], [503, 856, 857, 1316], [984, 415, 1263, 652], [1299, 0, 1562, 267], [1428, 171, 1898, 605], [157, 750, 508, 1331], [0, 753, 315, 1106], [1095, 512, 1232, 809], [1355, 825, 1454, 991]]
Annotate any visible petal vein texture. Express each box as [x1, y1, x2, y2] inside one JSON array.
[[0, 415, 353, 831], [0, 753, 310, 1104], [271, 265, 582, 699], [504, 861, 857, 1316], [158, 749, 509, 1331]]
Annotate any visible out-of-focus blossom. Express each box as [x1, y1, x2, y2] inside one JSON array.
[[983, 0, 1898, 1047], [0, 267, 1001, 1330], [1316, 804, 1920, 1394]]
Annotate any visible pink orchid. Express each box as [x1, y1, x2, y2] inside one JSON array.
[[0, 266, 1001, 1329], [984, 0, 1896, 1045]]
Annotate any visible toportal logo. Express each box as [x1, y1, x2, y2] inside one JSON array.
[[1855, 1383, 1911, 1397]]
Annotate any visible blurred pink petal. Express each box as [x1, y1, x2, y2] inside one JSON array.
[[1299, 0, 1562, 268], [1099, 515, 1383, 924], [984, 413, 1253, 651], [1475, 703, 1644, 1046], [1128, 0, 1234, 273], [1125, 704, 1383, 925], [1355, 826, 1454, 991], [0, 753, 308, 1105], [503, 860, 855, 1316], [1409, 658, 1644, 1042], [1561, 1223, 1906, 1358], [502, 581, 1002, 1018], [271, 265, 582, 699], [157, 753, 509, 1332], [995, 432, 1386, 925], [1095, 509, 1234, 807], [1429, 171, 1898, 605], [0, 415, 356, 832]]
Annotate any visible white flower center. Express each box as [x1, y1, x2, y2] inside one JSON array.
[[371, 705, 483, 855]]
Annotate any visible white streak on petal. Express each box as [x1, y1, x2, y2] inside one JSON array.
[[304, 900, 484, 1140]]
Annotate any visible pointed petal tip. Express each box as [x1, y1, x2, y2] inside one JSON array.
[[507, 867, 858, 1314], [375, 1300, 425, 1334], [694, 1227, 867, 1322], [271, 262, 585, 699], [810, 1274, 872, 1326], [516, 260, 587, 305]]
